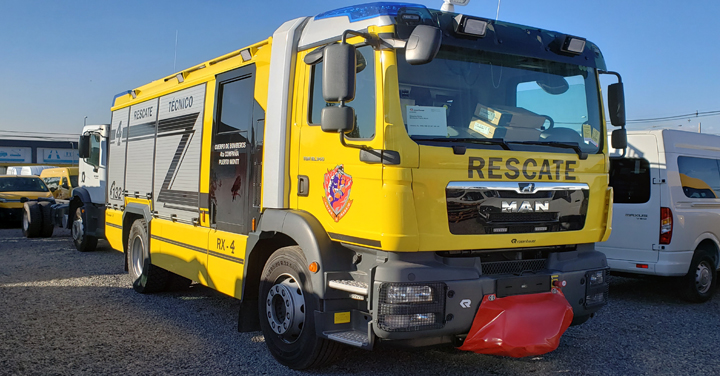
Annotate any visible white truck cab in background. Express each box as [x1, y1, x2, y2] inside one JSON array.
[[71, 124, 108, 251], [598, 129, 720, 302]]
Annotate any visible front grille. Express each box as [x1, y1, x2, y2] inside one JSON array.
[[489, 212, 557, 223], [497, 191, 553, 199], [481, 259, 548, 275]]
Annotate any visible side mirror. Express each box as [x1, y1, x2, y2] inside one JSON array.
[[322, 43, 356, 103], [78, 135, 90, 159], [49, 187, 57, 192], [321, 106, 355, 134], [608, 82, 626, 127], [611, 128, 627, 150], [405, 25, 442, 65]]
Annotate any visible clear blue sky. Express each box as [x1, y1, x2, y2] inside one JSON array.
[[1, 0, 719, 135]]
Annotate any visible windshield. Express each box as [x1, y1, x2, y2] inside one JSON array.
[[396, 45, 603, 154], [0, 177, 49, 192]]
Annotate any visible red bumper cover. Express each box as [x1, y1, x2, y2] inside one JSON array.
[[458, 290, 573, 358]]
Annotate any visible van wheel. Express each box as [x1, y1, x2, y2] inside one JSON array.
[[258, 246, 342, 369], [22, 203, 42, 238], [681, 250, 717, 303], [39, 203, 54, 238], [72, 206, 97, 252], [127, 218, 169, 293]]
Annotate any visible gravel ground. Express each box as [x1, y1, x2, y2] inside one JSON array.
[[1, 226, 720, 376]]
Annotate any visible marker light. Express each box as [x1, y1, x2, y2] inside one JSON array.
[[561, 36, 586, 54], [175, 73, 184, 83], [453, 14, 488, 37], [315, 2, 424, 22], [240, 49, 252, 62]]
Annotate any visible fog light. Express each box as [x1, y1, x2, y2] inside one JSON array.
[[381, 313, 436, 330], [585, 292, 606, 306], [588, 270, 605, 286], [386, 285, 433, 304]]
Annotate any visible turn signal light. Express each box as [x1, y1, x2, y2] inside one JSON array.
[[660, 207, 673, 245]]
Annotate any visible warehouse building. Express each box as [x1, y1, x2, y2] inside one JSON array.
[[0, 134, 78, 174]]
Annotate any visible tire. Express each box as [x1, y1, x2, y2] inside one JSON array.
[[681, 250, 717, 303], [72, 206, 98, 252], [22, 203, 42, 238], [127, 218, 170, 293], [258, 246, 342, 370], [39, 203, 54, 238]]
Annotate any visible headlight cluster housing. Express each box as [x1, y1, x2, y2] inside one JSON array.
[[377, 282, 446, 332], [584, 269, 609, 307]]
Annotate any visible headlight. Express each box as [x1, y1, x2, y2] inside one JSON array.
[[386, 285, 433, 304], [588, 270, 605, 286], [377, 282, 446, 332], [585, 292, 606, 306]]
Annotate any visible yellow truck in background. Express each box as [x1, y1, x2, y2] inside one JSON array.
[[84, 1, 629, 369], [40, 167, 79, 200]]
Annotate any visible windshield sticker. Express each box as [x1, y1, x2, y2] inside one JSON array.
[[591, 128, 601, 147], [582, 124, 593, 145], [323, 165, 353, 222], [406, 106, 447, 137]]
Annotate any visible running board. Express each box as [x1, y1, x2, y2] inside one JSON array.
[[328, 280, 368, 295]]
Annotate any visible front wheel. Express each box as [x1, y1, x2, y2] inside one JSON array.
[[72, 206, 97, 252], [258, 246, 342, 370], [681, 250, 717, 303]]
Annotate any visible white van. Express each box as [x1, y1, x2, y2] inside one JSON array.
[[598, 129, 720, 302]]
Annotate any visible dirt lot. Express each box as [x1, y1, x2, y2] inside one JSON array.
[[1, 226, 719, 375]]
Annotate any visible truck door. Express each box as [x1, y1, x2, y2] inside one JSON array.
[[207, 64, 263, 298], [295, 45, 384, 245]]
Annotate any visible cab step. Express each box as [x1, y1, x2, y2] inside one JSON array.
[[328, 279, 368, 295], [327, 330, 371, 348]]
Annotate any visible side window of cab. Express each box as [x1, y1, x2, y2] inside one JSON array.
[[308, 45, 376, 140]]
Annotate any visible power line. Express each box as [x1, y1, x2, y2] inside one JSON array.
[[627, 110, 720, 124]]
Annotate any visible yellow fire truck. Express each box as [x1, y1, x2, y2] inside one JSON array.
[[96, 1, 627, 369]]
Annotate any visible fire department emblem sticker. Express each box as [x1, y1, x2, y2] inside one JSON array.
[[323, 165, 353, 222]]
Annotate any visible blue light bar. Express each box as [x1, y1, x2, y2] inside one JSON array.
[[315, 2, 425, 22]]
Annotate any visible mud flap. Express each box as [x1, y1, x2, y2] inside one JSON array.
[[458, 290, 573, 358]]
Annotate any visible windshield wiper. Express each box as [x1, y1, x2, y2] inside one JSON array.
[[506, 141, 588, 160], [416, 137, 511, 150]]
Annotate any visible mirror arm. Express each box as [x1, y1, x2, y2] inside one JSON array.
[[336, 101, 371, 151], [599, 70, 623, 84]]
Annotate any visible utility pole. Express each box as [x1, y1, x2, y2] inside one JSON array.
[[698, 122, 701, 133]]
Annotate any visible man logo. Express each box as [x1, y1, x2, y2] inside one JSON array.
[[502, 200, 550, 213]]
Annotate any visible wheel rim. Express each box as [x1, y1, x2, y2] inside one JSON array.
[[22, 212, 29, 231], [72, 215, 83, 242], [266, 273, 306, 343], [695, 261, 712, 294], [130, 235, 144, 278]]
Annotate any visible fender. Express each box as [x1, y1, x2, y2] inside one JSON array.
[[692, 233, 720, 268], [245, 209, 354, 300], [70, 188, 105, 237], [123, 202, 153, 224]]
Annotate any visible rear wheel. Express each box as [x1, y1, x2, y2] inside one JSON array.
[[72, 206, 97, 252], [127, 218, 170, 293], [681, 250, 717, 303], [39, 202, 54, 238], [258, 246, 342, 370], [22, 203, 42, 238]]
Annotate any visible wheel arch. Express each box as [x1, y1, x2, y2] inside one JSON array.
[[694, 236, 720, 269], [122, 204, 151, 271], [69, 188, 92, 229], [236, 209, 354, 332]]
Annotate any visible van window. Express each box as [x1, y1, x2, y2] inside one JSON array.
[[609, 158, 651, 203], [308, 45, 376, 139], [677, 156, 720, 198]]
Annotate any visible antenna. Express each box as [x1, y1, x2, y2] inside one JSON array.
[[173, 30, 178, 71], [496, 0, 501, 20]]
